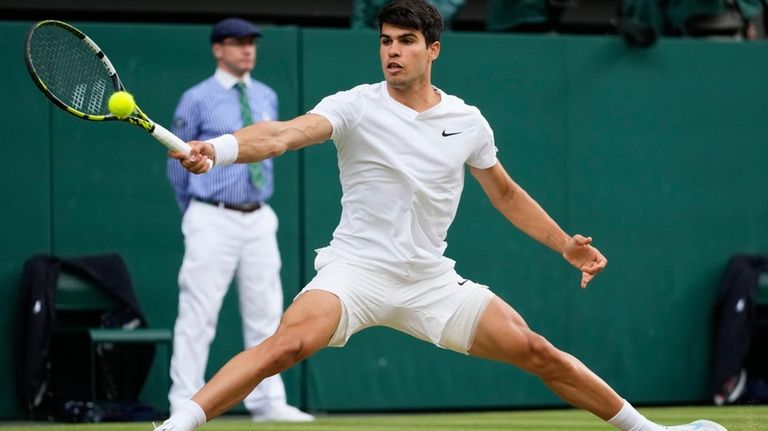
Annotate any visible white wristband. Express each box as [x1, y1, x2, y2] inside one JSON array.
[[208, 134, 238, 166]]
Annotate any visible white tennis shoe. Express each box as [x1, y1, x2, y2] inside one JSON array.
[[151, 421, 176, 431], [251, 404, 315, 422], [665, 420, 727, 431]]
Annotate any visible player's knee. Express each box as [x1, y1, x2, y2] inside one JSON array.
[[520, 333, 571, 377], [265, 335, 305, 370]]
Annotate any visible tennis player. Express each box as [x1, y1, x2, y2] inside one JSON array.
[[160, 1, 727, 430]]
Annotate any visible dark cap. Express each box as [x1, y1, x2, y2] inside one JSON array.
[[210, 18, 262, 43]]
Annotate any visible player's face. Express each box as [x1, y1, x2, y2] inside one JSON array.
[[213, 36, 257, 78], [380, 23, 439, 90]]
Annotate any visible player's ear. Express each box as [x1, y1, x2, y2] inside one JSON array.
[[428, 41, 440, 61]]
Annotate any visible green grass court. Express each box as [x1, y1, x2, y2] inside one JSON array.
[[2, 406, 766, 431]]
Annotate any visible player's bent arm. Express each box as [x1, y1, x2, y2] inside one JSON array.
[[470, 162, 607, 286], [470, 161, 570, 254], [234, 114, 333, 163]]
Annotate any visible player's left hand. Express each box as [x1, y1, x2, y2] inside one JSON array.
[[562, 234, 607, 288]]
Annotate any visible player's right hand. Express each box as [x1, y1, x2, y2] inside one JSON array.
[[170, 140, 214, 174]]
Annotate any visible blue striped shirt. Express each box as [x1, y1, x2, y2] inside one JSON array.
[[167, 68, 278, 212]]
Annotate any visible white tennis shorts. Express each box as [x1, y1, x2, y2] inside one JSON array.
[[297, 248, 496, 354]]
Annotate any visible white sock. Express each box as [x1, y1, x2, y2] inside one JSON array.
[[607, 400, 664, 431], [162, 400, 207, 431]]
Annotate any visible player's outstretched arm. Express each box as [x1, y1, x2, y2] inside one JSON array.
[[170, 113, 332, 174], [234, 113, 332, 162], [470, 162, 606, 288]]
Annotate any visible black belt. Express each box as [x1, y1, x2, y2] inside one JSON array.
[[195, 198, 262, 213]]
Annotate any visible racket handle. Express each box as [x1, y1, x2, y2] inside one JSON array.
[[151, 123, 213, 169]]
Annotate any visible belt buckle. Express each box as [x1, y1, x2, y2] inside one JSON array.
[[241, 202, 261, 212]]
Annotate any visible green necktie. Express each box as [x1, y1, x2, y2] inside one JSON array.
[[235, 82, 264, 190]]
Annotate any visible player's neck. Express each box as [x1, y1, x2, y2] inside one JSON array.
[[387, 81, 440, 112]]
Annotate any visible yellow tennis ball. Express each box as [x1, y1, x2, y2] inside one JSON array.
[[108, 91, 135, 118]]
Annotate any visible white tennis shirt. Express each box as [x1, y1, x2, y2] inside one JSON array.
[[309, 82, 498, 279]]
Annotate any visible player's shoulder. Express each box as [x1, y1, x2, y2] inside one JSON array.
[[436, 88, 493, 135], [326, 82, 382, 101], [440, 90, 485, 118], [349, 82, 383, 94]]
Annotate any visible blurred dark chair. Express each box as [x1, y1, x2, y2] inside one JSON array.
[[54, 271, 172, 405], [711, 255, 768, 405]]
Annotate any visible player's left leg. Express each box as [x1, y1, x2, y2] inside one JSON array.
[[467, 296, 726, 431], [468, 296, 623, 420]]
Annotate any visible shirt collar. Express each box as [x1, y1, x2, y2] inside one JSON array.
[[379, 81, 446, 119], [214, 68, 252, 89]]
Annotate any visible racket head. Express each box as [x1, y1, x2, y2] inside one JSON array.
[[24, 20, 125, 121], [24, 20, 197, 159]]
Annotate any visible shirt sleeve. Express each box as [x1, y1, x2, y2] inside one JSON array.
[[466, 110, 499, 169], [167, 91, 199, 213], [308, 87, 364, 142]]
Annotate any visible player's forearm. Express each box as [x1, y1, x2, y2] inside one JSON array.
[[495, 185, 570, 254]]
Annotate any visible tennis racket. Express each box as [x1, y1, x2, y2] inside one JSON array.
[[24, 19, 209, 166]]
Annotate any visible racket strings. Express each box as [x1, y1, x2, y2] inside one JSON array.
[[28, 25, 115, 116]]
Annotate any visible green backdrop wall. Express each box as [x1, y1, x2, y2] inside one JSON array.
[[1, 21, 767, 420], [0, 21, 302, 418]]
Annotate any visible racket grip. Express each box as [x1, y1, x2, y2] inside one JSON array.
[[151, 123, 213, 169]]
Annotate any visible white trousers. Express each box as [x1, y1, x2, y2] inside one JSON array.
[[168, 200, 287, 414]]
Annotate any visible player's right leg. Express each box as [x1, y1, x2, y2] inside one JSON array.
[[156, 289, 342, 431], [236, 206, 312, 421]]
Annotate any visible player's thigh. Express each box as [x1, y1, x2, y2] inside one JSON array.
[[467, 296, 537, 364], [275, 289, 343, 355]]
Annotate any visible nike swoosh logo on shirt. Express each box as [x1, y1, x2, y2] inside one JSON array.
[[442, 130, 462, 137]]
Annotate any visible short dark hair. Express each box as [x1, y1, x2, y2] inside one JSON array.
[[377, 0, 444, 45]]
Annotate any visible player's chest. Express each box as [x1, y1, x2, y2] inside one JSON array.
[[354, 112, 475, 169]]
